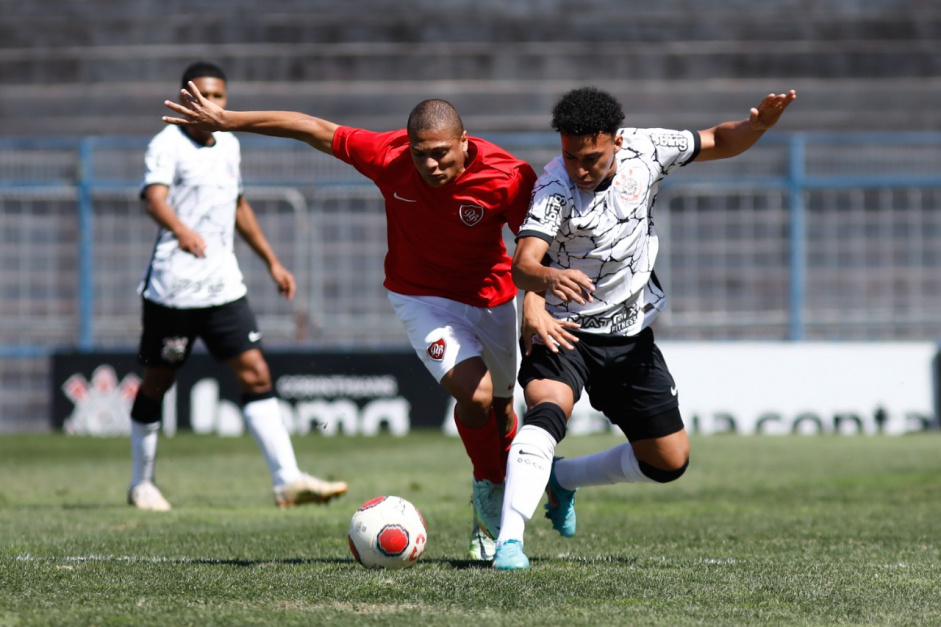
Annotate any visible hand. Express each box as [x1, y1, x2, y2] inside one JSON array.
[[521, 293, 580, 355], [545, 268, 595, 305], [749, 90, 797, 132], [176, 227, 206, 258], [269, 262, 296, 301], [162, 81, 227, 132]]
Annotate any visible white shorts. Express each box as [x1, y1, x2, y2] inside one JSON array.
[[387, 291, 518, 398]]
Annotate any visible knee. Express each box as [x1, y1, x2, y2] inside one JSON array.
[[452, 373, 494, 417], [130, 392, 162, 425], [638, 458, 689, 484], [235, 356, 272, 393], [523, 402, 568, 444]]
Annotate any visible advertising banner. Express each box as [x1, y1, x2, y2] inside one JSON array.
[[659, 341, 938, 435], [52, 342, 939, 437], [52, 351, 450, 436]]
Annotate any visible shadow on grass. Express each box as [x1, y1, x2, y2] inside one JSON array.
[[11, 554, 526, 570]]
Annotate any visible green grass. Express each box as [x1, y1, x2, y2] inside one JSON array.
[[2, 431, 940, 626]]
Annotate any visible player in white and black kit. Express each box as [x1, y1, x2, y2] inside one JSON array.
[[493, 86, 797, 569], [128, 61, 347, 511]]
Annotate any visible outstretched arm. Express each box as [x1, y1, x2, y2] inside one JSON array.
[[163, 81, 339, 156], [696, 90, 797, 162]]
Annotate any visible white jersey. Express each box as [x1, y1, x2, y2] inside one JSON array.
[[138, 125, 247, 308], [519, 127, 700, 337]]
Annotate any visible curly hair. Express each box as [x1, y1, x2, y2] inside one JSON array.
[[551, 87, 625, 136]]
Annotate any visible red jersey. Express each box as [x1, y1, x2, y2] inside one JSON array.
[[332, 127, 536, 308]]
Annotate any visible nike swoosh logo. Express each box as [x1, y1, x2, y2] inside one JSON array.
[[518, 449, 541, 458], [248, 331, 263, 342], [393, 192, 417, 203], [670, 386, 678, 396]]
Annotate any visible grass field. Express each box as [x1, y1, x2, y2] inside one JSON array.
[[2, 431, 940, 626]]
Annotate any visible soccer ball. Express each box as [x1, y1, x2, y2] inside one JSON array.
[[348, 496, 427, 569]]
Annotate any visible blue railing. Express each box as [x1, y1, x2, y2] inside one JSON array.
[[3, 131, 941, 353]]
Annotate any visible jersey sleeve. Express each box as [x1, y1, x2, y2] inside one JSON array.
[[332, 126, 401, 181], [140, 132, 175, 198], [643, 128, 701, 173], [504, 161, 538, 235], [517, 173, 569, 244]]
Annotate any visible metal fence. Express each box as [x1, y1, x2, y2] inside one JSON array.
[[2, 132, 941, 430]]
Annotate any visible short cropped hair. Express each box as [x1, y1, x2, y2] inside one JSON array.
[[551, 87, 625, 137], [181, 61, 227, 88], [407, 99, 465, 137]]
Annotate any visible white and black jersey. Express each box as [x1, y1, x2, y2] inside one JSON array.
[[138, 125, 247, 309], [519, 127, 700, 337]]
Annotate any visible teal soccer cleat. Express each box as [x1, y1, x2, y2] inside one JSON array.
[[544, 456, 577, 537], [493, 539, 530, 570]]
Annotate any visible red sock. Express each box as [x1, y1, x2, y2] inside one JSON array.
[[500, 410, 519, 472], [453, 406, 504, 483]]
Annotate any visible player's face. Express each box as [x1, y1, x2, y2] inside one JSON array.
[[560, 132, 622, 191], [408, 127, 468, 187], [189, 76, 228, 109]]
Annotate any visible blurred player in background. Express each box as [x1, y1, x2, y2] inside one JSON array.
[[129, 61, 348, 511], [493, 86, 797, 569], [162, 83, 537, 561]]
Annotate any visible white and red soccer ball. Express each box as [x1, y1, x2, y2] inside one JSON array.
[[348, 496, 427, 569]]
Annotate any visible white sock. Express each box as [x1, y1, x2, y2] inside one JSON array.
[[497, 424, 557, 545], [243, 397, 301, 487], [555, 442, 657, 488], [130, 420, 159, 486]]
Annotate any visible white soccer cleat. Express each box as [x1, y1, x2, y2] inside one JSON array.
[[274, 473, 348, 507], [127, 482, 172, 511], [471, 478, 504, 540], [469, 511, 496, 561]]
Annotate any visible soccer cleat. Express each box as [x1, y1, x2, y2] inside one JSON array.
[[274, 473, 348, 507], [471, 478, 504, 540], [468, 511, 496, 561], [544, 456, 577, 537], [493, 539, 530, 570], [127, 482, 172, 511]]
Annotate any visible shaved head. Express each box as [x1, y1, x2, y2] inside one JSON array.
[[407, 99, 465, 138]]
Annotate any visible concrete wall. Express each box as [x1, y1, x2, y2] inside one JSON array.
[[1, 0, 940, 136]]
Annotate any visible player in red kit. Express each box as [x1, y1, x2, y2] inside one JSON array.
[[164, 86, 537, 561]]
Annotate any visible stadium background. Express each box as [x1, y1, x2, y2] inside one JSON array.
[[2, 0, 941, 432]]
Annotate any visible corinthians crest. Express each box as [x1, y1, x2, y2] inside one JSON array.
[[61, 364, 141, 436]]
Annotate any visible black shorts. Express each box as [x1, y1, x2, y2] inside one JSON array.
[[138, 297, 263, 368], [518, 326, 683, 441]]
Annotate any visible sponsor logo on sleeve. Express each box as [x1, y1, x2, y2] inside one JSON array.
[[544, 193, 565, 222]]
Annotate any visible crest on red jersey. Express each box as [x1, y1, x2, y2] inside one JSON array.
[[427, 338, 446, 361], [458, 204, 484, 227]]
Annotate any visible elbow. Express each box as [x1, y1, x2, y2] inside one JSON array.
[[511, 266, 524, 290]]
